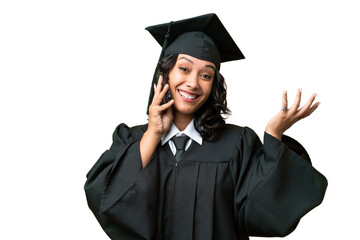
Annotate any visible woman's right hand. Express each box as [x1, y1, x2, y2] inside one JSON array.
[[147, 75, 174, 138], [140, 76, 174, 168]]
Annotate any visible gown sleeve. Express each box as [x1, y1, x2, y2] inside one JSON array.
[[84, 123, 159, 240], [232, 127, 328, 238]]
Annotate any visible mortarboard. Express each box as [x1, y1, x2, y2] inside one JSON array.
[[145, 13, 245, 114]]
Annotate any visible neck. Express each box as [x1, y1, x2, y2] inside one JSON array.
[[173, 111, 194, 131]]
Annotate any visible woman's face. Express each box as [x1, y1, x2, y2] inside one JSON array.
[[168, 54, 215, 117]]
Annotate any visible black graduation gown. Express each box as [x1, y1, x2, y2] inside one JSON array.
[[84, 123, 327, 240]]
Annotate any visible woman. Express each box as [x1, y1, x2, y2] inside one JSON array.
[[84, 13, 327, 240]]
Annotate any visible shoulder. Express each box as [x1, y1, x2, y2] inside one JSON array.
[[196, 124, 262, 163], [222, 124, 247, 134], [110, 123, 148, 150], [113, 123, 148, 139], [202, 124, 261, 157], [218, 124, 263, 151], [219, 124, 259, 143]]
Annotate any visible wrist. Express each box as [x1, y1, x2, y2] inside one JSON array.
[[143, 129, 163, 143], [265, 128, 283, 141], [140, 130, 162, 168]]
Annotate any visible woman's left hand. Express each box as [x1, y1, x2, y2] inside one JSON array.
[[265, 89, 320, 140]]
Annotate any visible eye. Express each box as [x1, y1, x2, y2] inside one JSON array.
[[179, 67, 189, 72], [201, 74, 212, 80]]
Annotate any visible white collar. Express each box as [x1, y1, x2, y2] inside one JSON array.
[[161, 119, 203, 146]]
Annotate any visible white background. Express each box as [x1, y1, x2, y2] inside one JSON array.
[[1, 0, 359, 239]]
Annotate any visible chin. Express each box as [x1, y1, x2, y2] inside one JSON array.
[[174, 103, 199, 116]]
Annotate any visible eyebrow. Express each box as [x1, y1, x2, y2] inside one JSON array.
[[205, 64, 216, 71], [178, 56, 216, 71]]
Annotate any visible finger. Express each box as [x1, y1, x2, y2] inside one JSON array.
[[156, 75, 163, 95], [153, 83, 170, 106], [151, 83, 158, 104], [300, 101, 320, 119], [289, 88, 302, 112], [281, 90, 288, 112], [158, 83, 170, 102], [297, 93, 317, 116], [158, 99, 174, 112], [152, 76, 164, 104]]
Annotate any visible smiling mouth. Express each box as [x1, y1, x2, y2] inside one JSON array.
[[178, 90, 199, 100]]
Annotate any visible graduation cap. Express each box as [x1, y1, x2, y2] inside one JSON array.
[[146, 13, 245, 113]]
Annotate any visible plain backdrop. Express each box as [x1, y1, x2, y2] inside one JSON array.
[[1, 0, 359, 239]]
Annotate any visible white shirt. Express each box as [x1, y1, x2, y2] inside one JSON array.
[[161, 119, 203, 155]]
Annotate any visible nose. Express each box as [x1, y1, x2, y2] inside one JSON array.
[[186, 73, 199, 89]]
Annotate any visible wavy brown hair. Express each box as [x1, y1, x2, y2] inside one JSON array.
[[152, 54, 231, 141]]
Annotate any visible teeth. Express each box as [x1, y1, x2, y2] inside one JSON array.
[[179, 90, 197, 100]]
